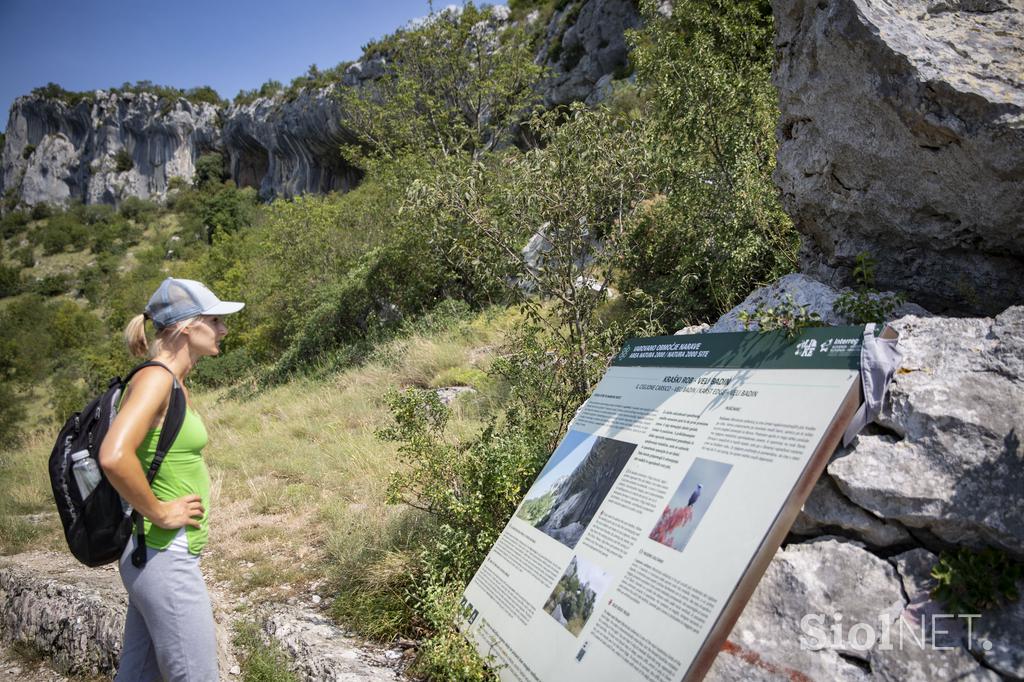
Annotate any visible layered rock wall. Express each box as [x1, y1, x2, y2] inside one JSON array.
[[221, 87, 362, 201], [1, 92, 219, 206], [773, 0, 1024, 315]]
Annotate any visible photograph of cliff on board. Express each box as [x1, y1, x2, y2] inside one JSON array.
[[517, 431, 636, 549]]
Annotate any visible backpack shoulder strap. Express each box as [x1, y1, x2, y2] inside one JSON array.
[[125, 361, 188, 568]]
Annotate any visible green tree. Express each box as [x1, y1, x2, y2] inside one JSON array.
[[407, 104, 660, 401], [339, 3, 544, 165], [193, 152, 227, 189], [620, 0, 798, 326]]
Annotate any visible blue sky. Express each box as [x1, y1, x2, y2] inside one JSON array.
[[525, 430, 598, 500], [0, 1, 492, 130]]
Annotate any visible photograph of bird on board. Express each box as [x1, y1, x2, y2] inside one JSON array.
[[649, 457, 732, 553]]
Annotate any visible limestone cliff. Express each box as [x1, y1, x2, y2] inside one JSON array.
[[1, 91, 219, 206], [701, 274, 1024, 681]]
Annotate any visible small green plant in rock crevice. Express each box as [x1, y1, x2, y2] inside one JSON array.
[[931, 547, 1022, 614], [232, 620, 299, 682], [833, 252, 904, 325], [738, 294, 824, 338]]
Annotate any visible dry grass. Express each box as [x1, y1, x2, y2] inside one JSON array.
[[0, 306, 514, 611]]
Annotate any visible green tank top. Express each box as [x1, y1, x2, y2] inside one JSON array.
[[133, 406, 211, 554]]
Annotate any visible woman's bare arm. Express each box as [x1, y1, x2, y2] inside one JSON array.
[[98, 366, 204, 530]]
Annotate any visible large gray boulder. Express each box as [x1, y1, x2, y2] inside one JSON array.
[[710, 276, 1023, 558], [702, 274, 1023, 679], [1, 91, 221, 208], [708, 272, 928, 333], [829, 306, 1024, 558], [773, 0, 1024, 315], [791, 475, 912, 548], [707, 539, 1005, 681]]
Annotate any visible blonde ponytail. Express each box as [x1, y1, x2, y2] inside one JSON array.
[[124, 314, 149, 358]]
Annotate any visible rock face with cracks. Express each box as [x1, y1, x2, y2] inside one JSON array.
[[772, 0, 1024, 315], [1, 91, 220, 207], [707, 539, 1012, 681]]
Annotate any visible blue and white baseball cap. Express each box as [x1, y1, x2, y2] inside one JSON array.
[[145, 277, 244, 329]]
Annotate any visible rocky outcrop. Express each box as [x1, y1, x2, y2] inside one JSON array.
[[0, 552, 125, 676], [772, 0, 1024, 316], [699, 273, 1024, 680], [829, 306, 1024, 559], [537, 0, 641, 106], [0, 551, 405, 681], [1, 91, 220, 207], [707, 272, 929, 333], [714, 275, 1024, 558], [221, 87, 361, 201], [707, 539, 1014, 681], [263, 608, 403, 681]]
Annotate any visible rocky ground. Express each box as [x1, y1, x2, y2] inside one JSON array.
[[0, 550, 407, 681]]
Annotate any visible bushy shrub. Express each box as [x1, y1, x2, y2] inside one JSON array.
[[193, 152, 227, 189], [619, 0, 798, 327], [118, 196, 160, 223], [90, 216, 142, 255], [114, 148, 133, 173], [0, 335, 24, 442], [30, 203, 52, 221], [931, 547, 1022, 614], [0, 210, 29, 239], [11, 245, 34, 269], [0, 263, 21, 298], [338, 3, 544, 165], [233, 79, 284, 106], [36, 212, 90, 255], [21, 144, 35, 160], [31, 82, 93, 107], [833, 252, 904, 324]]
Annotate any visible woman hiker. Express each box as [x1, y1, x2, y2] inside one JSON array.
[[99, 277, 244, 681]]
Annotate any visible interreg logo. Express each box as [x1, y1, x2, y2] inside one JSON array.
[[799, 612, 990, 652], [617, 345, 633, 361], [794, 339, 818, 358]]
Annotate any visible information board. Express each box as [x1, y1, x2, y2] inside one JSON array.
[[461, 326, 880, 682]]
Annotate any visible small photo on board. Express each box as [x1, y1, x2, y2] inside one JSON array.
[[544, 556, 613, 637], [648, 457, 732, 553], [516, 431, 636, 549]]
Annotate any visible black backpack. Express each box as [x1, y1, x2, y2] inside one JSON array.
[[48, 361, 185, 568]]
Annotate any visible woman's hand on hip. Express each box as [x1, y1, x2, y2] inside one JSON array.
[[153, 494, 205, 530]]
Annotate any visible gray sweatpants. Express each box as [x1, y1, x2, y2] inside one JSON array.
[[115, 537, 219, 681]]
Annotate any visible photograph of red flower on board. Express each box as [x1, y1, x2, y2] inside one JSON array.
[[649, 457, 732, 553]]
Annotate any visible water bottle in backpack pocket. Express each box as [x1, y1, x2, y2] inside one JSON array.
[[70, 450, 102, 500]]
